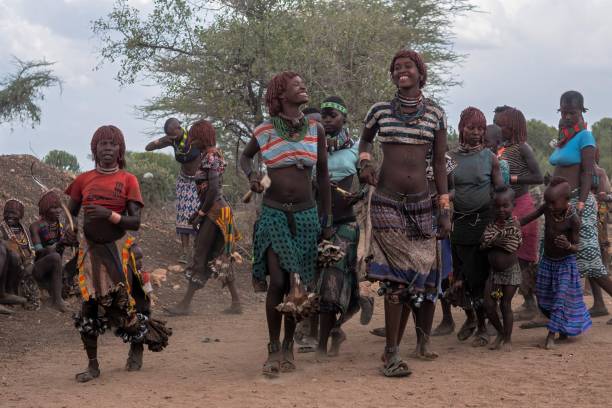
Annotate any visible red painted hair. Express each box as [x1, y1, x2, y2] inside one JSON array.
[[459, 107, 487, 144], [90, 125, 126, 168], [265, 71, 301, 116]]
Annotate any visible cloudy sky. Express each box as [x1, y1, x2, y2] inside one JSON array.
[[1, 0, 611, 169]]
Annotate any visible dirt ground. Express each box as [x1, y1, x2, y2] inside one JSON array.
[[2, 155, 612, 407], [2, 261, 612, 408]]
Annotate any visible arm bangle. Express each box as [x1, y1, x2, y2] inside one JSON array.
[[108, 211, 122, 224]]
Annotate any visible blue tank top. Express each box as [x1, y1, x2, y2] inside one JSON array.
[[549, 129, 596, 167]]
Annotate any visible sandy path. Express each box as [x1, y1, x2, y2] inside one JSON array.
[[2, 278, 612, 408]]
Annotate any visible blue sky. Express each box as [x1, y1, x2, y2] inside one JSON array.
[[1, 0, 611, 169]]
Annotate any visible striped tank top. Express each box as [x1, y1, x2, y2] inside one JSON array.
[[363, 97, 447, 145], [253, 119, 318, 169], [499, 143, 531, 195]]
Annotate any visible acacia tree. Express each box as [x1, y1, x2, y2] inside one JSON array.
[[0, 58, 61, 127], [44, 149, 81, 173], [93, 0, 474, 152]]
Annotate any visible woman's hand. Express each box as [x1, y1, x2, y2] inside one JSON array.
[[437, 213, 451, 239], [249, 173, 265, 193], [63, 228, 78, 243], [554, 234, 572, 250], [359, 162, 378, 187], [83, 205, 112, 220]]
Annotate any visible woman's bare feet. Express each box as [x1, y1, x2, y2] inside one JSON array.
[[50, 300, 70, 313], [543, 332, 556, 350], [75, 360, 100, 383], [432, 320, 455, 337], [223, 302, 242, 314], [328, 328, 346, 357], [489, 334, 504, 350], [501, 341, 512, 352], [164, 303, 191, 316]]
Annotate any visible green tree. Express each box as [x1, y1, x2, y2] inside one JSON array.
[[43, 150, 81, 173], [93, 0, 475, 152], [0, 58, 61, 127], [592, 118, 612, 175], [526, 119, 557, 177], [124, 151, 180, 204]]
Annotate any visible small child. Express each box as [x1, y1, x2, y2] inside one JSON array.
[[520, 177, 591, 349], [481, 186, 523, 351]]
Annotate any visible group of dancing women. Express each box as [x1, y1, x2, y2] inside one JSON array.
[[1, 48, 610, 381]]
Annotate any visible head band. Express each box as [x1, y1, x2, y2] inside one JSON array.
[[320, 102, 348, 115]]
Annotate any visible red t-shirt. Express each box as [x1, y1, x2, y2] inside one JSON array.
[[65, 170, 144, 213]]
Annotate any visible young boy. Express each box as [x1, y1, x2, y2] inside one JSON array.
[[481, 186, 522, 351], [30, 190, 75, 312], [520, 177, 591, 349]]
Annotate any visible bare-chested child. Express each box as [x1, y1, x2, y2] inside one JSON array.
[[30, 190, 76, 312], [520, 177, 591, 349], [481, 186, 522, 351]]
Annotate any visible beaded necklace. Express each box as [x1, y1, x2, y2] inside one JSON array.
[[391, 91, 426, 124], [174, 128, 192, 155], [96, 164, 119, 174], [271, 115, 309, 142]]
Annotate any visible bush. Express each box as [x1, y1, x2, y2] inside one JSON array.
[[44, 149, 80, 173], [124, 151, 179, 204]]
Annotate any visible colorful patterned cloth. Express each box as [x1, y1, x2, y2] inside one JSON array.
[[536, 255, 592, 336], [317, 221, 360, 323], [366, 190, 436, 291], [252, 205, 320, 285], [572, 192, 607, 277], [175, 173, 200, 236], [185, 202, 241, 288]]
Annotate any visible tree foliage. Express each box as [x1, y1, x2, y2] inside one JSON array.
[[526, 119, 557, 177], [0, 58, 61, 127], [93, 0, 475, 151], [592, 118, 612, 175], [43, 149, 81, 173], [124, 151, 180, 204]]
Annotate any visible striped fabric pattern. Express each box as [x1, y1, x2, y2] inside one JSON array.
[[363, 98, 447, 145], [254, 119, 318, 169], [499, 144, 532, 195], [536, 255, 592, 336]]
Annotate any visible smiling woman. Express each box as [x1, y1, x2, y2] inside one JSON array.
[[240, 71, 332, 378], [358, 49, 450, 377]]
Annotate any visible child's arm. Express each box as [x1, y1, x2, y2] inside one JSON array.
[[568, 213, 581, 252], [554, 214, 581, 253], [519, 205, 545, 226]]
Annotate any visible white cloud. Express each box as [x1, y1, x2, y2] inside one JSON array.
[[447, 0, 612, 128]]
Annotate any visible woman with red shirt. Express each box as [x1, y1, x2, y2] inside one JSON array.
[[66, 125, 171, 383]]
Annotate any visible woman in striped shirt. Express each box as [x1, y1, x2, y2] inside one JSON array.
[[359, 49, 450, 377], [494, 106, 543, 322], [240, 71, 332, 377]]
